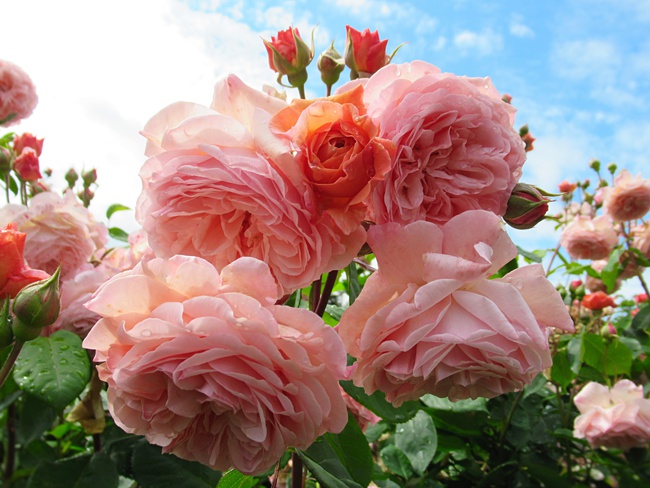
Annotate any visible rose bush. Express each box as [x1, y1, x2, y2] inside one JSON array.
[[560, 215, 618, 260], [0, 59, 38, 126], [0, 222, 49, 298], [602, 169, 650, 222], [83, 255, 348, 475]]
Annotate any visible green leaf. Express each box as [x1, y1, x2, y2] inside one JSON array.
[[108, 227, 129, 243], [298, 437, 363, 488], [380, 445, 413, 479], [0, 131, 15, 146], [340, 380, 419, 423], [582, 333, 606, 373], [550, 349, 574, 388], [394, 410, 437, 476], [17, 394, 58, 445], [324, 412, 373, 487], [131, 440, 222, 488], [516, 246, 542, 263], [13, 331, 91, 411], [631, 306, 650, 345], [583, 333, 632, 376], [601, 247, 624, 293], [106, 203, 131, 220], [567, 335, 584, 374], [217, 470, 256, 488], [420, 395, 488, 413], [345, 263, 361, 305], [26, 452, 119, 488]]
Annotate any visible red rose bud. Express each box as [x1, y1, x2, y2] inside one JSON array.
[[345, 26, 393, 79], [317, 41, 345, 90], [13, 132, 44, 157], [13, 147, 42, 181], [11, 267, 61, 341], [0, 223, 50, 299], [82, 168, 97, 187], [635, 293, 648, 304], [263, 27, 313, 89], [581, 291, 616, 310], [600, 323, 617, 337], [504, 183, 552, 230], [502, 94, 513, 104], [570, 279, 583, 290]]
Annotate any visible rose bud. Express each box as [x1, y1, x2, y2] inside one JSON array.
[[263, 27, 313, 90], [13, 132, 44, 156], [317, 41, 345, 93], [65, 168, 79, 188], [635, 293, 648, 304], [600, 323, 617, 337], [81, 168, 97, 187], [0, 147, 10, 174], [344, 26, 391, 79], [12, 267, 61, 341], [504, 183, 552, 230], [13, 147, 42, 181], [558, 180, 578, 193]]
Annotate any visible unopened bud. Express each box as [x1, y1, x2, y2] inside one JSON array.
[[574, 284, 586, 300], [558, 180, 577, 194], [589, 159, 601, 172], [11, 267, 61, 341], [607, 162, 617, 175], [65, 168, 79, 188], [82, 169, 97, 187], [600, 323, 617, 337], [0, 147, 11, 173], [318, 41, 345, 89], [504, 183, 552, 230], [502, 94, 513, 104], [570, 279, 582, 290]]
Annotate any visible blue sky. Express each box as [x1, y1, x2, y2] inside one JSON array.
[[2, 0, 649, 273]]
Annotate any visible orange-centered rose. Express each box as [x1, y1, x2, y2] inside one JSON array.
[[271, 84, 394, 231]]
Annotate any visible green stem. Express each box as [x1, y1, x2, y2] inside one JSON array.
[[3, 402, 17, 487], [0, 340, 24, 389], [499, 389, 524, 442], [298, 84, 306, 100]]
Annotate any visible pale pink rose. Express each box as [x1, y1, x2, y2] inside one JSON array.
[[100, 229, 154, 273], [338, 61, 526, 225], [83, 255, 348, 475], [0, 191, 109, 278], [602, 170, 650, 222], [560, 215, 618, 261], [46, 264, 114, 338], [574, 380, 650, 450], [338, 210, 574, 405], [0, 60, 38, 126], [632, 222, 650, 259], [137, 75, 365, 295]]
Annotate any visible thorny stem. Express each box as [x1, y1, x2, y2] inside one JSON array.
[[545, 243, 561, 277], [309, 277, 321, 313], [353, 257, 376, 273], [498, 389, 524, 443], [0, 340, 25, 389], [291, 453, 303, 488]]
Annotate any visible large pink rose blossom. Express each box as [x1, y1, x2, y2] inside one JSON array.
[[337, 210, 573, 405], [602, 170, 650, 222], [574, 380, 650, 450], [137, 75, 365, 295], [0, 191, 108, 278], [0, 60, 38, 126], [560, 215, 618, 261], [338, 61, 526, 225], [83, 255, 348, 475]]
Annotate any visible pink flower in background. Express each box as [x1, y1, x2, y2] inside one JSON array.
[[100, 229, 154, 273], [585, 259, 621, 293], [602, 170, 650, 222], [46, 264, 113, 338], [574, 380, 650, 450], [338, 61, 526, 225], [632, 222, 650, 258], [560, 215, 618, 261], [341, 388, 381, 432], [83, 255, 348, 475], [337, 210, 573, 405], [0, 60, 38, 126], [137, 75, 365, 295], [0, 191, 108, 278]]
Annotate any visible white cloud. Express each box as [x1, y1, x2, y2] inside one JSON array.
[[551, 39, 620, 82], [1, 0, 274, 231], [453, 29, 503, 55], [509, 19, 534, 38]]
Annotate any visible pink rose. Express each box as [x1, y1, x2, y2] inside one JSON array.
[[100, 229, 154, 273], [560, 215, 618, 261], [574, 380, 650, 450], [0, 191, 109, 278], [47, 264, 114, 338], [602, 170, 650, 222], [338, 61, 526, 225], [341, 388, 381, 432], [0, 60, 38, 126], [83, 255, 348, 475], [337, 210, 573, 405], [585, 259, 620, 293], [137, 75, 365, 295], [13, 147, 42, 181], [13, 132, 44, 156]]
